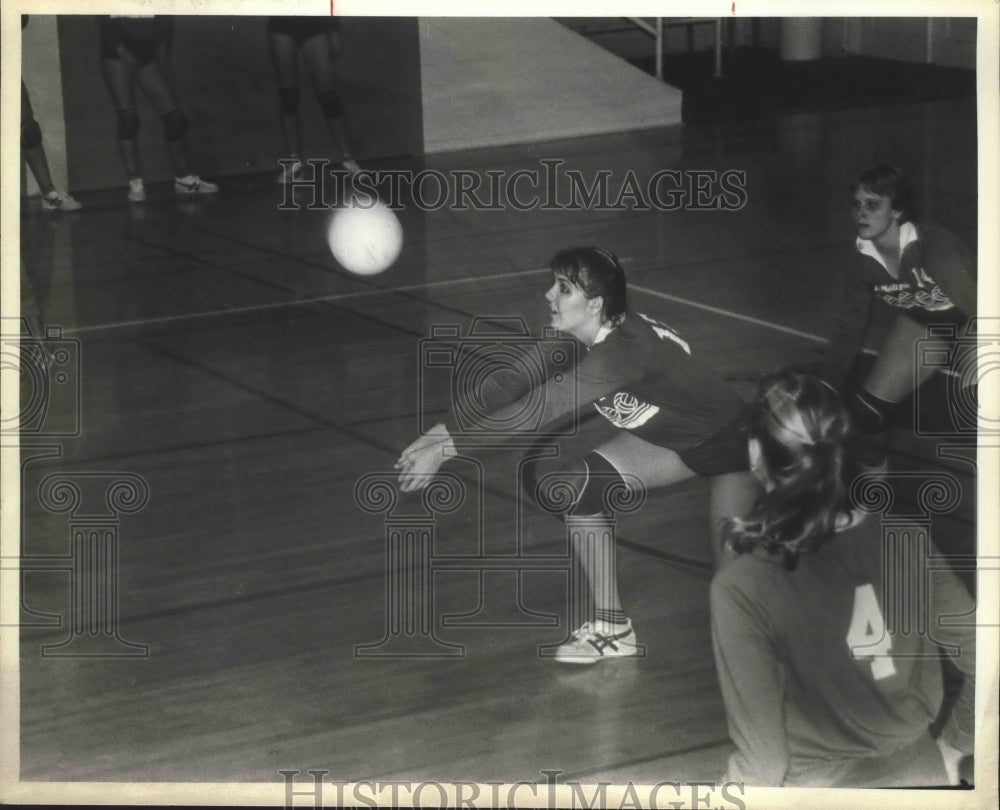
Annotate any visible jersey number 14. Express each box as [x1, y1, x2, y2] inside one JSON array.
[[846, 584, 898, 680]]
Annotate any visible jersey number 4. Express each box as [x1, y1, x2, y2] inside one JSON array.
[[846, 584, 897, 680]]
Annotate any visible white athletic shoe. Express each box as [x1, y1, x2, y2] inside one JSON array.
[[554, 620, 639, 665], [127, 178, 146, 203], [41, 190, 82, 212], [174, 175, 219, 196]]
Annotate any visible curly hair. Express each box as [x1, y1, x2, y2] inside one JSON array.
[[722, 373, 860, 570]]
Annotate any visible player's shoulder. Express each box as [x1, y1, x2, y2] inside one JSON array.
[[913, 220, 954, 240], [623, 311, 692, 354], [913, 221, 973, 258]]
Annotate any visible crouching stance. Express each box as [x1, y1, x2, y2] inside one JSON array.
[[397, 247, 759, 662]]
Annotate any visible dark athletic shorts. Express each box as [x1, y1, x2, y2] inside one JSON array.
[[677, 411, 750, 477], [267, 16, 339, 46], [99, 16, 171, 65]]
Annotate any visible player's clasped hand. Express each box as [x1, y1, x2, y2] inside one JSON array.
[[395, 423, 456, 492]]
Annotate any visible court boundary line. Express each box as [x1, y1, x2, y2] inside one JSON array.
[[66, 259, 830, 345], [63, 266, 554, 336], [64, 257, 965, 379], [629, 283, 826, 343]]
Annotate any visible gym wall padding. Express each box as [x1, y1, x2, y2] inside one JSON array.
[[56, 15, 422, 192]]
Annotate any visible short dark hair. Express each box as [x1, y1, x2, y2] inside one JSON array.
[[549, 247, 628, 323], [851, 164, 920, 223]]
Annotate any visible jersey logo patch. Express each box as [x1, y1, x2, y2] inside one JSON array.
[[875, 282, 955, 312], [594, 392, 660, 429], [874, 266, 955, 312]]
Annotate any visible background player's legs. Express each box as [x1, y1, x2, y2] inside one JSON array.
[[849, 313, 949, 464], [22, 82, 55, 196], [133, 58, 190, 178], [100, 53, 143, 185], [863, 313, 946, 401], [300, 32, 356, 168], [268, 29, 304, 177]]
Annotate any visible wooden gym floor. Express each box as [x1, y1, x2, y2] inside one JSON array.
[[13, 91, 982, 796]]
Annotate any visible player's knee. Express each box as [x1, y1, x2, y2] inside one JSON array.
[[21, 117, 42, 149], [848, 388, 893, 435], [278, 87, 300, 115], [160, 109, 188, 142], [528, 452, 624, 518], [317, 90, 343, 119], [116, 109, 140, 140], [571, 452, 628, 517]]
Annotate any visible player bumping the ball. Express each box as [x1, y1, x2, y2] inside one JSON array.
[[396, 247, 760, 663]]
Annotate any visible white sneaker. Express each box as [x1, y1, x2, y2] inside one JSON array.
[[174, 175, 219, 196], [277, 160, 304, 184], [127, 178, 146, 203], [41, 190, 82, 212], [554, 620, 639, 664]]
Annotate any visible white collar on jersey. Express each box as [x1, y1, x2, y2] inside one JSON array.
[[591, 322, 615, 346], [855, 221, 919, 271]]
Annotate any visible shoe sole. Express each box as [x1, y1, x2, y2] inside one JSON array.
[[554, 642, 639, 664]]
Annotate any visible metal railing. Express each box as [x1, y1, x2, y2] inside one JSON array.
[[625, 17, 724, 80]]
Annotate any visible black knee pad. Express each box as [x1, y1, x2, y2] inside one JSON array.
[[160, 109, 188, 142], [571, 452, 629, 516], [21, 117, 42, 149], [849, 388, 893, 435], [116, 109, 140, 140], [317, 90, 343, 119], [279, 87, 300, 115]]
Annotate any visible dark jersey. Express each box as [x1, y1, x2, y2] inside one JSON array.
[[444, 311, 744, 452], [710, 514, 975, 786], [823, 221, 976, 385]]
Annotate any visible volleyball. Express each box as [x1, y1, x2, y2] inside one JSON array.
[[326, 194, 403, 276]]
